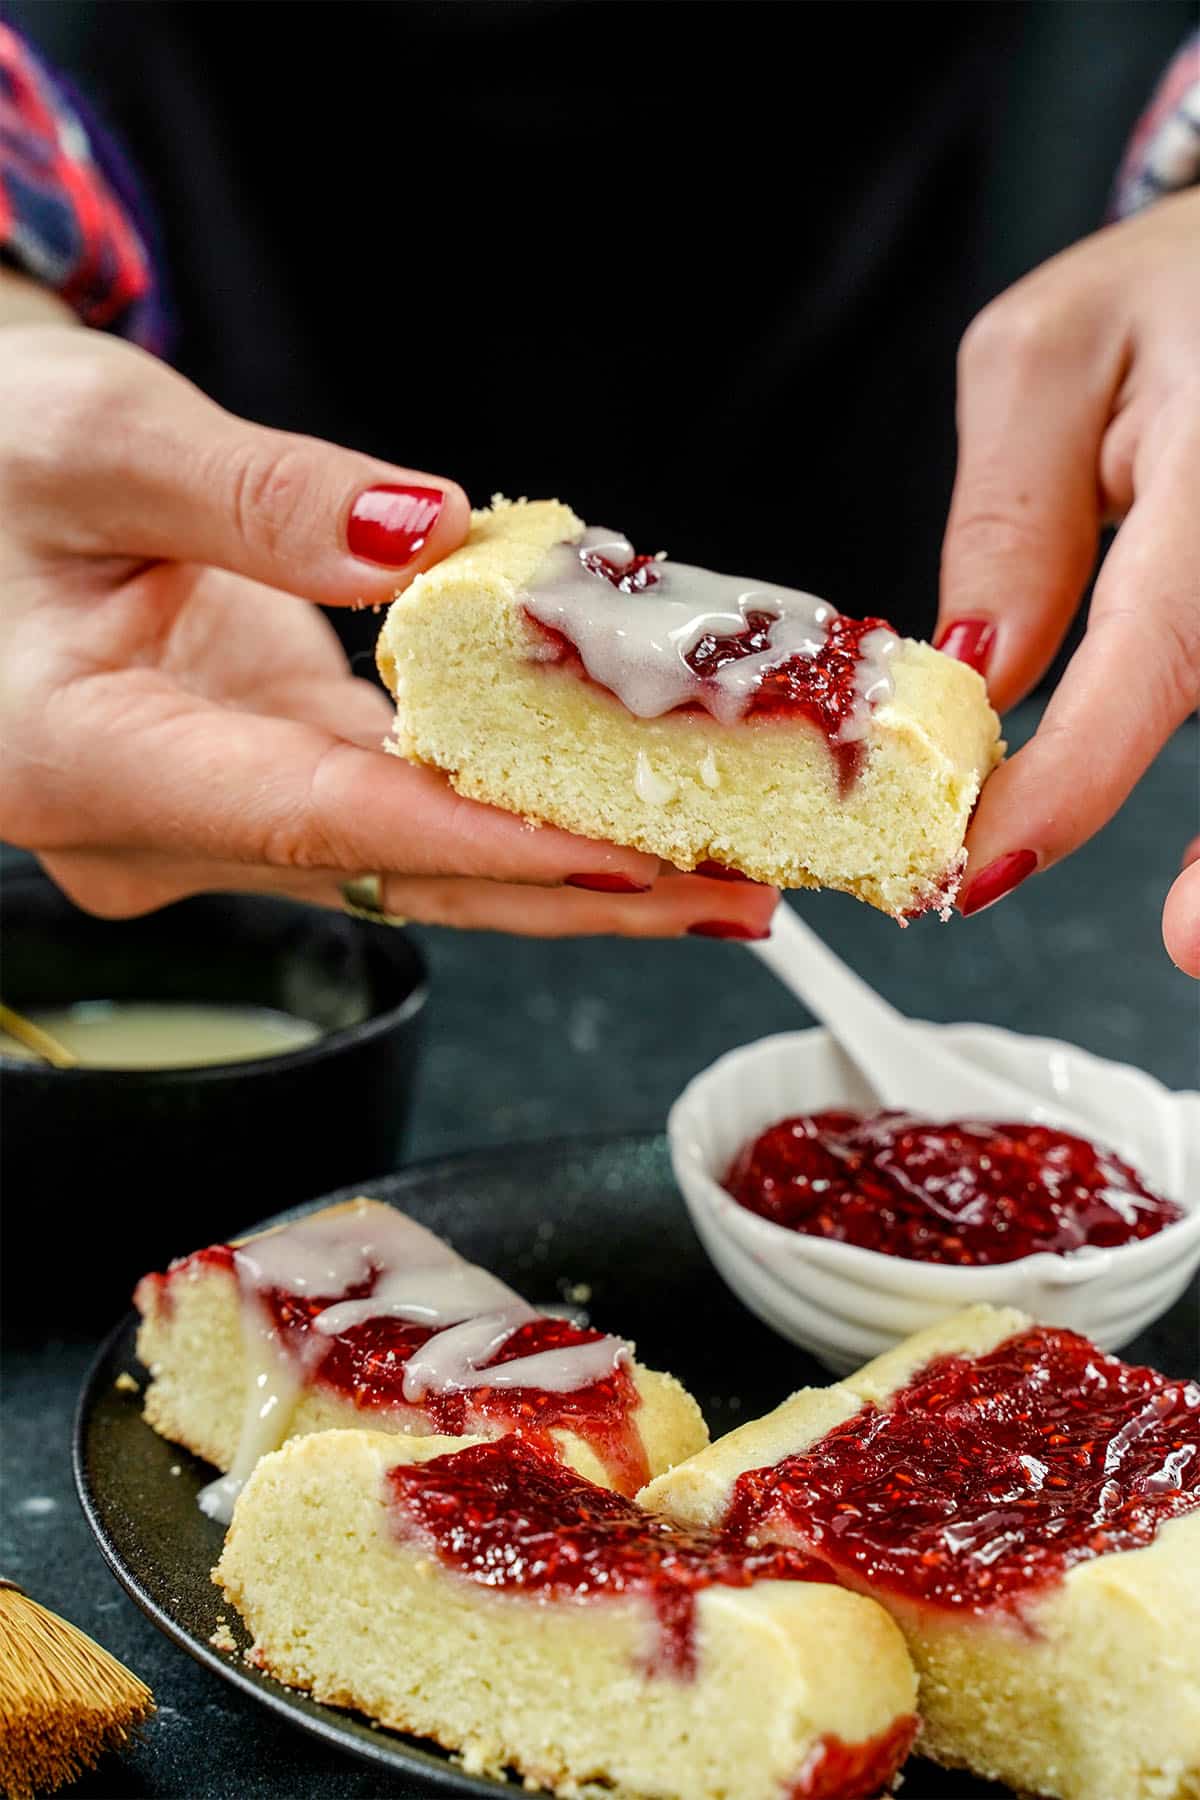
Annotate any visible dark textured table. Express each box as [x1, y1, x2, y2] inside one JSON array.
[[5, 702, 1198, 1799]]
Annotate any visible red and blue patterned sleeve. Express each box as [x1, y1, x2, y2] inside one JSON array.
[[1114, 31, 1200, 219], [0, 21, 165, 350]]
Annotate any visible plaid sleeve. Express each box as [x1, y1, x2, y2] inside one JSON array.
[[1113, 31, 1200, 219], [0, 21, 165, 349]]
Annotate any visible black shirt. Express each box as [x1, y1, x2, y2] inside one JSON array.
[[11, 1, 1182, 657]]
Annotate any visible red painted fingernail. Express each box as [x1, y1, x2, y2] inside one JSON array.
[[347, 484, 445, 566], [694, 859, 758, 884], [959, 849, 1038, 917], [934, 617, 996, 677], [565, 873, 652, 893], [687, 919, 771, 940]]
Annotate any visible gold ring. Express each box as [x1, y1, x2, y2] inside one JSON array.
[[339, 875, 408, 927]]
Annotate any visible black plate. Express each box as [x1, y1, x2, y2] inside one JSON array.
[[75, 1133, 1016, 1798]]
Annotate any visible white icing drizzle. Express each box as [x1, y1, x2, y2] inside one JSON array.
[[469, 1338, 627, 1392], [634, 750, 677, 806], [313, 1262, 519, 1336], [198, 1295, 304, 1524], [525, 527, 898, 734], [234, 1206, 458, 1296], [836, 631, 901, 745], [402, 1305, 626, 1402], [195, 1204, 630, 1523]]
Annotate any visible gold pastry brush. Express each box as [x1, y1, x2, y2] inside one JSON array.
[[0, 1579, 154, 1799]]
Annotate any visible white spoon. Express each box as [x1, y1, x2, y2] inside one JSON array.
[[750, 902, 1100, 1138]]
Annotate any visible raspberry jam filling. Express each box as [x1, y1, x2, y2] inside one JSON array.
[[524, 528, 898, 791], [725, 1110, 1183, 1265], [581, 544, 660, 591], [723, 1326, 1200, 1615], [385, 1440, 917, 1793], [786, 1719, 922, 1800], [264, 1287, 649, 1496], [386, 1437, 838, 1679], [682, 609, 895, 791]]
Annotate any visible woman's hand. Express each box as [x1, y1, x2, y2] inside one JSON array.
[[937, 188, 1200, 971], [0, 324, 777, 939]]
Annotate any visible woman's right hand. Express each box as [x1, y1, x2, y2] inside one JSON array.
[[936, 191, 1200, 969], [0, 324, 778, 939]]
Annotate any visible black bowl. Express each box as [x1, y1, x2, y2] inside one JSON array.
[[0, 868, 429, 1335]]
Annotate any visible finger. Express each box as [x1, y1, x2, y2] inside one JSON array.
[[254, 671, 396, 750], [959, 438, 1200, 916], [7, 333, 470, 604], [935, 286, 1121, 709], [40, 850, 780, 940], [1163, 858, 1200, 978], [33, 681, 662, 889], [303, 869, 781, 938], [145, 563, 396, 748]]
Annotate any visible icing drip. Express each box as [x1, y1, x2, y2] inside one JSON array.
[[235, 1206, 458, 1296], [403, 1305, 626, 1401], [525, 528, 898, 739], [698, 748, 721, 789], [187, 1204, 633, 1522], [313, 1262, 518, 1336], [198, 1295, 303, 1523], [634, 751, 677, 806]]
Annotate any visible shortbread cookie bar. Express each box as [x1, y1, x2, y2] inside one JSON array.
[[216, 1429, 918, 1800], [376, 498, 1002, 918], [134, 1198, 707, 1517], [641, 1304, 1200, 1800]]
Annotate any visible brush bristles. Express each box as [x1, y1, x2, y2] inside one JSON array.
[[0, 1587, 153, 1800]]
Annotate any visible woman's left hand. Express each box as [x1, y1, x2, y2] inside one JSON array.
[[0, 324, 778, 941]]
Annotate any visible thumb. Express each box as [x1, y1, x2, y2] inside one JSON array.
[[10, 333, 470, 605]]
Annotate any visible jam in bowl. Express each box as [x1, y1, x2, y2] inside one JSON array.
[[724, 1110, 1182, 1267], [668, 1025, 1200, 1372]]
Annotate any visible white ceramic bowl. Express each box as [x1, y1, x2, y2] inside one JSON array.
[[669, 1024, 1200, 1373]]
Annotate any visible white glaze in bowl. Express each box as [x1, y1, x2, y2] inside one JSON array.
[[668, 1025, 1200, 1373]]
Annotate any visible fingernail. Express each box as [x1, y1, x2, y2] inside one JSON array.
[[687, 919, 771, 940], [347, 484, 445, 567], [959, 849, 1038, 918], [935, 617, 996, 677], [565, 873, 652, 893], [694, 859, 758, 884]]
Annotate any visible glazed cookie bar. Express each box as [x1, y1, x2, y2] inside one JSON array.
[[134, 1198, 707, 1516], [376, 498, 1003, 919]]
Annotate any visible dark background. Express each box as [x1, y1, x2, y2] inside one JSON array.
[[3, 9, 1198, 1797], [10, 0, 1195, 666]]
